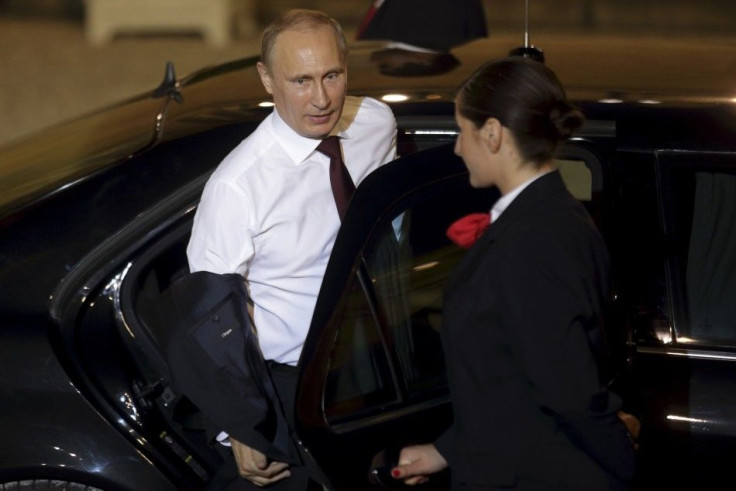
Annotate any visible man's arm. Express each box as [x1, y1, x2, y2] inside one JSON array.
[[187, 177, 254, 276]]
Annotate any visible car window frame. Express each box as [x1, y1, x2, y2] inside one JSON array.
[[655, 150, 736, 356]]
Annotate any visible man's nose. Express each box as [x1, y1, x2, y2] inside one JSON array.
[[311, 82, 329, 108]]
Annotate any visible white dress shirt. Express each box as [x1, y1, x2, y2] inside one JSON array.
[[187, 96, 397, 365]]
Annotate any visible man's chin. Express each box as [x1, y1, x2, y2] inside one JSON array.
[[302, 121, 338, 139]]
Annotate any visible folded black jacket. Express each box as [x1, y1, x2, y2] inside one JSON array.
[[152, 271, 295, 464]]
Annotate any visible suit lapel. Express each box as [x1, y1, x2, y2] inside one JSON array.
[[447, 171, 568, 287]]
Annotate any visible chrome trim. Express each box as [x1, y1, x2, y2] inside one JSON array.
[[637, 345, 736, 361], [577, 119, 616, 137], [107, 261, 135, 340], [49, 173, 208, 324]]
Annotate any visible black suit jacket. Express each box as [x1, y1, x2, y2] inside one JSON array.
[[435, 171, 635, 487], [152, 271, 295, 464]]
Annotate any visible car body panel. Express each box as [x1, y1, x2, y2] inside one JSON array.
[[0, 319, 178, 490]]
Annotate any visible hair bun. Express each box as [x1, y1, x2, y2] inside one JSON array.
[[549, 100, 585, 139]]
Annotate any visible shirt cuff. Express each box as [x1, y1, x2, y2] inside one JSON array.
[[216, 431, 231, 446]]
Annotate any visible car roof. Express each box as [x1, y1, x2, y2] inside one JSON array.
[[346, 34, 736, 104]]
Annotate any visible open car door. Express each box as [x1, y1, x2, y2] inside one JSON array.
[[295, 143, 497, 490], [294, 132, 610, 489]]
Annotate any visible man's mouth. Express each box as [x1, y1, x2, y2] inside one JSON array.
[[309, 113, 332, 124]]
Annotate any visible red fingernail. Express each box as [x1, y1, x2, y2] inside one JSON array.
[[391, 469, 400, 478]]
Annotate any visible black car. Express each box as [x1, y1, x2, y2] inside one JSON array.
[[1, 35, 736, 490]]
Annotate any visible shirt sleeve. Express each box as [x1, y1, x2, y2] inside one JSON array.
[[187, 177, 254, 277], [373, 97, 398, 165]]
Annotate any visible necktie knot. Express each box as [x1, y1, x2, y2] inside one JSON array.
[[316, 135, 341, 161]]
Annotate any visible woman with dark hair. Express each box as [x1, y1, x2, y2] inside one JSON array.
[[391, 57, 636, 490]]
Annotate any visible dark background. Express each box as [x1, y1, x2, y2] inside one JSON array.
[[1, 0, 735, 147]]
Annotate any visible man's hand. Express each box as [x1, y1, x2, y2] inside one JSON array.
[[230, 437, 291, 487], [618, 411, 641, 450], [391, 444, 448, 486]]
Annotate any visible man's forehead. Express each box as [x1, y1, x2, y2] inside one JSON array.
[[275, 25, 336, 49], [271, 28, 344, 71]]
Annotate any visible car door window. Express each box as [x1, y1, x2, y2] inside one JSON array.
[[322, 174, 498, 424], [686, 171, 736, 342], [661, 154, 736, 345], [322, 149, 600, 424]]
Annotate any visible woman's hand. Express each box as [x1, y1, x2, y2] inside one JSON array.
[[391, 444, 448, 485]]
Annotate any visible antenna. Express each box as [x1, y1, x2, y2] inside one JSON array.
[[152, 61, 183, 103], [524, 0, 529, 48], [508, 0, 545, 63]]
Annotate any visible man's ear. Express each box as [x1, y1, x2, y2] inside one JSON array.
[[257, 61, 274, 95], [482, 118, 502, 151]]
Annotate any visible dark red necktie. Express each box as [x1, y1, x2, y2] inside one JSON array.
[[317, 136, 355, 221], [446, 213, 491, 249]]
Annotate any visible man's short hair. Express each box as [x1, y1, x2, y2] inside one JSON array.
[[261, 9, 348, 69]]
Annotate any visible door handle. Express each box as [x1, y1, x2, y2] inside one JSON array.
[[368, 447, 408, 489], [368, 446, 451, 489]]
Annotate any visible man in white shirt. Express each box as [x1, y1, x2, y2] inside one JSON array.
[[187, 8, 397, 490]]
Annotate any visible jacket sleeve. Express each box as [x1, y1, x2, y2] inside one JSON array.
[[151, 271, 296, 464]]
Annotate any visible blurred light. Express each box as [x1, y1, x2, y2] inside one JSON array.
[[405, 129, 457, 136], [731, 97, 736, 104], [666, 349, 736, 360], [413, 261, 439, 272], [425, 94, 442, 100], [258, 101, 274, 108], [655, 330, 672, 344], [639, 99, 661, 104], [598, 98, 623, 104], [667, 414, 708, 424], [382, 94, 409, 102]]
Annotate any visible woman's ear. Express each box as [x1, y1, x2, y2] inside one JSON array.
[[482, 118, 502, 151]]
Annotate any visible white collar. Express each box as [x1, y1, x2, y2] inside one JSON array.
[[270, 108, 350, 166], [491, 170, 553, 222]]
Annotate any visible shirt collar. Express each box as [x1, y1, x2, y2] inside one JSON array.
[[490, 169, 553, 222], [270, 108, 352, 166]]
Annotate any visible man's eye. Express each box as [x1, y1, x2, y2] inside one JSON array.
[[296, 78, 307, 85]]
